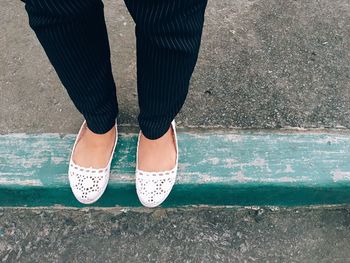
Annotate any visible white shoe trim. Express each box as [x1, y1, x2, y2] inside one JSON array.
[[135, 119, 178, 208], [68, 119, 118, 204]]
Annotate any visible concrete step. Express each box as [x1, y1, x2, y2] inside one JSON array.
[[1, 129, 349, 207]]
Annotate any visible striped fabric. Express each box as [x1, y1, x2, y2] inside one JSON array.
[[23, 0, 208, 139]]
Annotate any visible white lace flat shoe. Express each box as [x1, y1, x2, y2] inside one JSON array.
[[135, 119, 178, 208], [68, 119, 118, 204]]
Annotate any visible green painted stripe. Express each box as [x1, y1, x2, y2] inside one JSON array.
[[1, 131, 350, 207]]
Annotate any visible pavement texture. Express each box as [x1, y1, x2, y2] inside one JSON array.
[[0, 206, 350, 262], [2, 2, 350, 261], [1, 0, 350, 134]]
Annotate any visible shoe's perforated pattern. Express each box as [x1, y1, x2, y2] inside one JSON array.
[[68, 120, 118, 204], [69, 163, 110, 203], [136, 169, 176, 206], [135, 119, 178, 207]]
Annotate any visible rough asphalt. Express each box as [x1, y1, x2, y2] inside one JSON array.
[[0, 206, 349, 262]]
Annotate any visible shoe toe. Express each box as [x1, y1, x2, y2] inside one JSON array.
[[135, 168, 176, 207], [69, 165, 110, 204]]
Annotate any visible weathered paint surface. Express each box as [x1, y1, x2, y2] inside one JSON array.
[[0, 131, 350, 207]]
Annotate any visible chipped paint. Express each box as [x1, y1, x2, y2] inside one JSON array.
[[259, 176, 312, 183], [206, 157, 220, 165], [221, 134, 244, 142], [331, 170, 350, 182], [1, 132, 350, 186], [249, 158, 267, 168], [232, 170, 253, 182], [0, 178, 43, 186], [51, 156, 68, 165], [224, 158, 239, 168], [284, 164, 295, 173], [1, 131, 350, 206]]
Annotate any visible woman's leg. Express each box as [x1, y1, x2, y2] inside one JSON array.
[[23, 0, 118, 134], [23, 0, 118, 169], [124, 0, 209, 140]]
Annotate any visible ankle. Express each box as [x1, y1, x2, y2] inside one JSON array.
[[142, 126, 172, 142], [84, 126, 115, 143]]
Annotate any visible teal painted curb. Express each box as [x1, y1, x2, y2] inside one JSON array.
[[1, 130, 350, 207]]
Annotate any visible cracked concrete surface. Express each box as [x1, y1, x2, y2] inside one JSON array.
[[0, 206, 349, 262]]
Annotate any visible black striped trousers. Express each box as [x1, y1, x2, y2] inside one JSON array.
[[22, 0, 208, 139]]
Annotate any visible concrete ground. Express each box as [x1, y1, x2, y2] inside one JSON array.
[[0, 206, 349, 262], [1, 0, 350, 134], [1, 1, 350, 262]]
